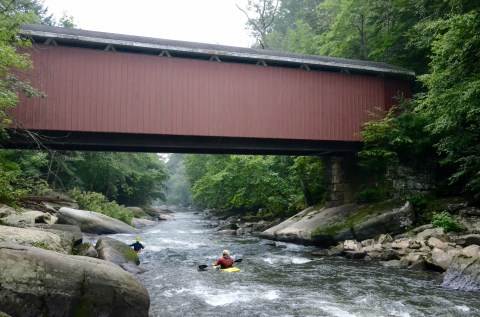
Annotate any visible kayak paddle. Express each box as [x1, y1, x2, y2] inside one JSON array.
[[198, 258, 243, 270]]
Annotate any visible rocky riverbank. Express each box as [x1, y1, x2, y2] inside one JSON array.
[[0, 196, 176, 316], [207, 198, 480, 292]]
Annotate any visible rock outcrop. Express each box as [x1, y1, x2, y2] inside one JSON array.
[[260, 202, 414, 246], [57, 207, 137, 234], [0, 226, 74, 254], [95, 237, 145, 274], [0, 243, 149, 317]]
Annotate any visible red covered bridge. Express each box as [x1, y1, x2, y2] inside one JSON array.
[[5, 24, 413, 154]]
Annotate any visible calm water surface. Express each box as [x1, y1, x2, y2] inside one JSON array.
[[110, 210, 480, 317]]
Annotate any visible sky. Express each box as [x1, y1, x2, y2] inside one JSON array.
[[42, 0, 255, 48]]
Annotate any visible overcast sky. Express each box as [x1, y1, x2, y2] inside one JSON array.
[[42, 0, 255, 47]]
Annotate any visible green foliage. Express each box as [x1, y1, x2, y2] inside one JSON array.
[[291, 156, 325, 206], [0, 150, 49, 204], [409, 193, 429, 214], [431, 211, 464, 232], [47, 152, 168, 206], [186, 154, 305, 217], [0, 5, 46, 136], [69, 189, 134, 225], [417, 8, 480, 200], [355, 186, 388, 203]]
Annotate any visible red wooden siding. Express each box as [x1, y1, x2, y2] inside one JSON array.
[[13, 45, 410, 142]]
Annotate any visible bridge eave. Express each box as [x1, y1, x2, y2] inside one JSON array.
[[2, 130, 363, 156], [19, 25, 416, 78]]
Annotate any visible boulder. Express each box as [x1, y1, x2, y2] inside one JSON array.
[[0, 243, 149, 316], [0, 226, 74, 254], [74, 243, 98, 258], [33, 224, 83, 246], [1, 210, 57, 227], [132, 218, 157, 229], [391, 238, 410, 250], [453, 234, 480, 247], [260, 204, 359, 246], [352, 202, 415, 241], [462, 245, 480, 258], [95, 237, 144, 274], [442, 255, 480, 291], [427, 237, 449, 250], [217, 229, 237, 235], [126, 207, 150, 218], [0, 205, 15, 218], [376, 234, 393, 244], [427, 248, 453, 271], [415, 227, 444, 240], [344, 251, 366, 259], [343, 240, 362, 251], [382, 260, 402, 268], [58, 207, 137, 234], [158, 213, 175, 221]]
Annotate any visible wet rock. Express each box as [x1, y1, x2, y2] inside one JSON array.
[[158, 213, 175, 221], [217, 229, 236, 235], [0, 243, 149, 317], [344, 251, 366, 259], [382, 260, 402, 268], [408, 259, 428, 271], [311, 249, 329, 257], [442, 255, 480, 291], [95, 237, 144, 274]]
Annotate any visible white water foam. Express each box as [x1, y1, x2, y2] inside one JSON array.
[[320, 304, 358, 317], [291, 257, 312, 264], [455, 305, 470, 312], [191, 283, 280, 307]]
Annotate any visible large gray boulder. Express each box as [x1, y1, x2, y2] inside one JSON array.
[[1, 210, 57, 227], [260, 204, 359, 246], [95, 237, 145, 274], [441, 254, 480, 291], [260, 202, 414, 247], [0, 243, 149, 316], [33, 224, 83, 246], [58, 207, 137, 234], [0, 226, 74, 254]]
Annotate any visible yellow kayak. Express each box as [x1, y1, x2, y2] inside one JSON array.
[[220, 267, 240, 272]]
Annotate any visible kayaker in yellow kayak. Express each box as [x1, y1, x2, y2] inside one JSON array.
[[212, 249, 233, 269]]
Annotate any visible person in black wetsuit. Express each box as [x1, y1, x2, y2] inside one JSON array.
[[129, 236, 145, 253]]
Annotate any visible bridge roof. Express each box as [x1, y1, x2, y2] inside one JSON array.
[[20, 23, 414, 78]]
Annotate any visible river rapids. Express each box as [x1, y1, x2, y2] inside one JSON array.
[[108, 210, 480, 317]]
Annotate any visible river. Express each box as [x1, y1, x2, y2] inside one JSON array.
[[110, 210, 480, 317]]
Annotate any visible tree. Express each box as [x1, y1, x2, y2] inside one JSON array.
[[46, 152, 169, 206], [237, 0, 280, 49], [416, 6, 480, 200]]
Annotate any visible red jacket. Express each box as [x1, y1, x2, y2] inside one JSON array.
[[214, 256, 233, 268]]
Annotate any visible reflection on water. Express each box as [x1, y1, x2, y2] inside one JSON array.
[[109, 210, 480, 317]]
